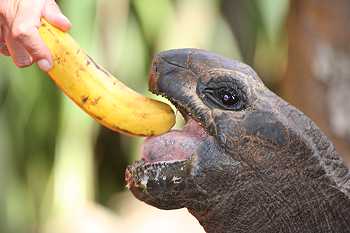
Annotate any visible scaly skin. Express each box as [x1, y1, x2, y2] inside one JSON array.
[[127, 49, 350, 233], [38, 20, 175, 136]]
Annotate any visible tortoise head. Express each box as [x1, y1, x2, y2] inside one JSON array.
[[126, 49, 349, 232]]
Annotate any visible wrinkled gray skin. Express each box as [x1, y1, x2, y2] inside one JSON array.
[[126, 49, 350, 233]]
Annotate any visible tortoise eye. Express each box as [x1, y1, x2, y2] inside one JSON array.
[[197, 76, 248, 111], [220, 90, 240, 106], [202, 87, 245, 111]]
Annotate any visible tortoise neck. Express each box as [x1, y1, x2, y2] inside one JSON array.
[[190, 176, 350, 233], [277, 97, 350, 198]]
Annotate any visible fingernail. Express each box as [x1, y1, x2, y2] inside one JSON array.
[[37, 59, 52, 72], [61, 15, 72, 27]]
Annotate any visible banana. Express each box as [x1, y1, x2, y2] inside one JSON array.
[[38, 20, 175, 136]]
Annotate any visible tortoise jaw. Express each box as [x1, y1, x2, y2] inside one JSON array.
[[125, 117, 207, 207], [125, 157, 195, 209]]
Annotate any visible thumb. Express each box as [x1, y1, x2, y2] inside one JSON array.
[[42, 0, 71, 31]]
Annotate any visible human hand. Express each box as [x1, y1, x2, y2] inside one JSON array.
[[0, 0, 71, 71]]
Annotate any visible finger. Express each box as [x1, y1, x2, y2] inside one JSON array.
[[3, 21, 32, 65], [43, 0, 71, 32], [11, 23, 52, 69], [5, 35, 33, 67], [11, 0, 52, 71]]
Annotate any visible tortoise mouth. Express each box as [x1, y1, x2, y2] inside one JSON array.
[[125, 115, 207, 205], [125, 117, 207, 184], [141, 118, 207, 163]]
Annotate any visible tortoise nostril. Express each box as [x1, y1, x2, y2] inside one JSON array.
[[149, 62, 160, 93]]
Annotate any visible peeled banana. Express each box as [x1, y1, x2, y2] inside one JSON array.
[[38, 20, 175, 136]]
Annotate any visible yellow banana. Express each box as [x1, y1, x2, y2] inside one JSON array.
[[38, 20, 175, 136]]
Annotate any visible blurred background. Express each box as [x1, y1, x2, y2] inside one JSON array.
[[1, 0, 349, 232]]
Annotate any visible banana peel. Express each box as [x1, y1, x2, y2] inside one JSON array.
[[38, 20, 175, 136]]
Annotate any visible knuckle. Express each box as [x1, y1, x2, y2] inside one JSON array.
[[11, 23, 32, 40], [30, 50, 46, 60], [15, 59, 33, 68], [0, 4, 14, 26], [0, 5, 5, 18], [13, 53, 33, 67], [45, 1, 62, 16], [47, 0, 59, 9]]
